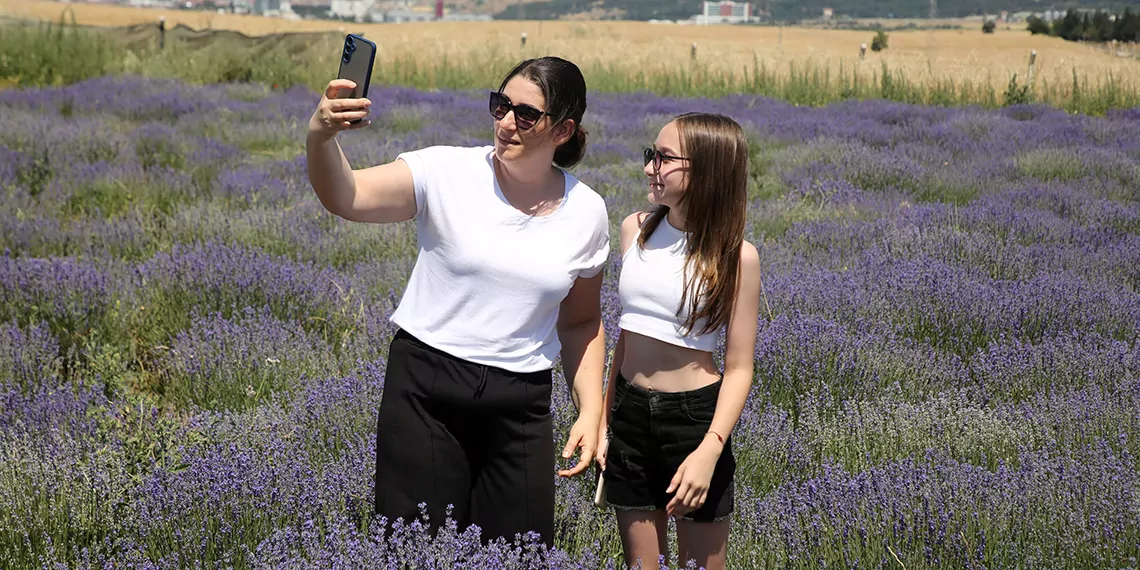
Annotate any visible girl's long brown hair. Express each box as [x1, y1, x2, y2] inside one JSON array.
[[638, 112, 749, 336]]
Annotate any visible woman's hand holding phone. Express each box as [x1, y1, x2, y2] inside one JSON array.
[[307, 79, 372, 141]]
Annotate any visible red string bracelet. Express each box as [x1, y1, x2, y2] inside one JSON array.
[[706, 430, 725, 445]]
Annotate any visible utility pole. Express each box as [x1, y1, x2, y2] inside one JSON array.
[[930, 0, 936, 19]]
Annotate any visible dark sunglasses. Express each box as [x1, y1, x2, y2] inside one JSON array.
[[643, 147, 689, 170], [489, 91, 548, 130]]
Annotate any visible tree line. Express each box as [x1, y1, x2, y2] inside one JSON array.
[[495, 1, 1139, 23], [1027, 8, 1140, 43]]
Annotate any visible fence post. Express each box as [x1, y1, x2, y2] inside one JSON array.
[[157, 17, 166, 50], [1027, 49, 1036, 86], [520, 32, 527, 48], [860, 42, 867, 60], [691, 42, 697, 60]]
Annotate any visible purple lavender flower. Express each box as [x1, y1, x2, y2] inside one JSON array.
[[3, 74, 1140, 569]]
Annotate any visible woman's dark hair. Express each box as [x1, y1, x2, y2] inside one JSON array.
[[498, 57, 588, 169]]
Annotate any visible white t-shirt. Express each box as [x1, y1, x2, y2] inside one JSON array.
[[389, 145, 611, 373]]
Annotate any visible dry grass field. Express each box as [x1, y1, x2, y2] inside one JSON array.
[[2, 0, 1137, 105]]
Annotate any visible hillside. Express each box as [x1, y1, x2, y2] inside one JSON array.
[[493, 0, 1140, 21]]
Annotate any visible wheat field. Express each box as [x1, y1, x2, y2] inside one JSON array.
[[2, 0, 1138, 103]]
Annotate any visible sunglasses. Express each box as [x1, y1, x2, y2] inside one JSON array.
[[643, 147, 689, 170], [489, 91, 548, 131]]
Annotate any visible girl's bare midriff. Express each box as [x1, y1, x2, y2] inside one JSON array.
[[619, 330, 721, 393]]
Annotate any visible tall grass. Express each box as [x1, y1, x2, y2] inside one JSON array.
[[0, 14, 121, 86], [1, 17, 1138, 114]]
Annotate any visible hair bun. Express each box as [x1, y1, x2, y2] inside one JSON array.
[[554, 123, 588, 169]]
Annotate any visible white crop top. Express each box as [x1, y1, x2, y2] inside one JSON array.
[[617, 217, 719, 352], [389, 145, 611, 373]]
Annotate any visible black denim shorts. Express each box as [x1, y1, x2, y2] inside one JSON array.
[[603, 372, 735, 523]]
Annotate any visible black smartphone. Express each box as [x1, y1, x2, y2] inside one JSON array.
[[336, 33, 377, 123]]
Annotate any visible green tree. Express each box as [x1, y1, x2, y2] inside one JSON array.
[[1120, 8, 1140, 42], [1092, 11, 1112, 42], [1054, 10, 1082, 40], [983, 19, 996, 33], [1080, 13, 1094, 41], [1112, 8, 1127, 41], [1027, 15, 1051, 35]]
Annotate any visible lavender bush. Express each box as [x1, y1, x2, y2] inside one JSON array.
[[1, 75, 1137, 569]]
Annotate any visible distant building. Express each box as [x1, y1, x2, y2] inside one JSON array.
[[126, 0, 178, 7], [253, 0, 290, 15], [372, 10, 490, 21], [290, 0, 331, 18], [363, 0, 490, 23], [331, 0, 373, 21], [440, 12, 492, 21], [371, 8, 433, 21], [822, 7, 833, 20], [694, 1, 759, 25]]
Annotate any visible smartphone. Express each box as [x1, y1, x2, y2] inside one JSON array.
[[336, 33, 376, 123], [594, 470, 608, 508]]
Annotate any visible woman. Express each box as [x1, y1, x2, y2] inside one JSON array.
[[305, 57, 610, 548], [596, 113, 761, 570]]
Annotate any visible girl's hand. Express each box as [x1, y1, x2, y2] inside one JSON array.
[[665, 437, 722, 517]]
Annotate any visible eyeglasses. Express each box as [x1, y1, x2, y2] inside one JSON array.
[[643, 147, 689, 171], [489, 91, 548, 131]]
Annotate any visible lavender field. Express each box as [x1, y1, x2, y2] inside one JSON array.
[[1, 75, 1139, 569]]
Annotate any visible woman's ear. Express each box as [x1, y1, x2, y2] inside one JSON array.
[[552, 119, 576, 146]]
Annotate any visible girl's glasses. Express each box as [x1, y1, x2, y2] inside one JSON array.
[[643, 147, 688, 170]]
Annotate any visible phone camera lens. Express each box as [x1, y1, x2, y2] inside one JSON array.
[[342, 36, 357, 62]]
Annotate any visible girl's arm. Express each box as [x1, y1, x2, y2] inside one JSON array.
[[597, 212, 647, 468], [706, 241, 762, 446], [666, 240, 762, 516]]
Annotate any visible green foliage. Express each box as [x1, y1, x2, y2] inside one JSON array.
[[1002, 73, 1032, 107], [1027, 15, 1051, 35], [0, 18, 121, 86], [870, 30, 889, 52], [1048, 8, 1139, 43], [14, 149, 53, 199]]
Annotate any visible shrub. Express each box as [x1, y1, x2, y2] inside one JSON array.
[[870, 30, 889, 51]]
